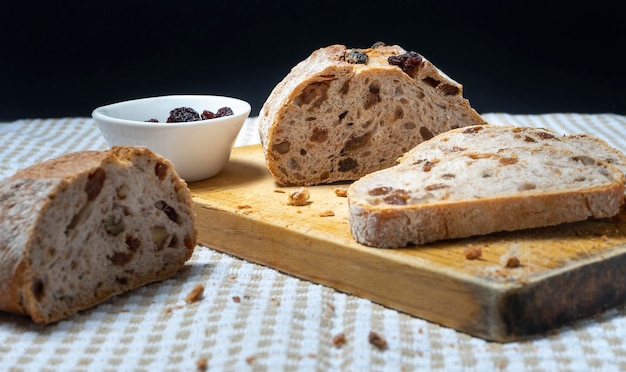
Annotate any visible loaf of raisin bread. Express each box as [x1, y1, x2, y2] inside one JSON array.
[[348, 144, 625, 248], [0, 146, 197, 323], [258, 43, 488, 186]]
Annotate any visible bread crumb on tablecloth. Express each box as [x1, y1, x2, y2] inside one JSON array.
[[368, 331, 388, 350], [332, 333, 347, 348], [185, 284, 205, 303], [196, 357, 208, 371]]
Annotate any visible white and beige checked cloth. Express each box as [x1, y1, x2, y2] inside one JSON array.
[[1, 113, 626, 372]]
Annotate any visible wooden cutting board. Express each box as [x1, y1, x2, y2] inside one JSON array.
[[189, 145, 626, 342]]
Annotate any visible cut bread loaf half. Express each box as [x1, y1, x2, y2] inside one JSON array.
[[348, 145, 625, 248], [0, 146, 197, 323], [258, 42, 487, 186]]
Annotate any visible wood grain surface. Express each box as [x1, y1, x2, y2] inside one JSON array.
[[190, 145, 626, 342]]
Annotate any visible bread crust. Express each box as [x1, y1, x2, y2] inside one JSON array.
[[349, 184, 624, 248], [348, 133, 626, 248], [258, 43, 487, 186], [0, 146, 197, 323]]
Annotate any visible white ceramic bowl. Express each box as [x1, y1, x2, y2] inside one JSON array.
[[92, 95, 251, 182]]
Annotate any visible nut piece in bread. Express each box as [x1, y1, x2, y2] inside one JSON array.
[[0, 146, 197, 323], [348, 131, 625, 247], [258, 43, 487, 186]]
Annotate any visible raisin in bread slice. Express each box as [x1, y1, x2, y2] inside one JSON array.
[[399, 125, 626, 195], [348, 146, 624, 248], [258, 43, 487, 186], [0, 146, 197, 323]]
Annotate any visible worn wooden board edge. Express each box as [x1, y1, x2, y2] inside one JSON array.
[[498, 249, 626, 337], [190, 145, 626, 342]]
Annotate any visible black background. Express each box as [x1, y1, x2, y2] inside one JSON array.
[[0, 0, 624, 121]]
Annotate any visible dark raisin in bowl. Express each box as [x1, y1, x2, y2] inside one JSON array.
[[147, 106, 234, 123], [167, 107, 201, 123]]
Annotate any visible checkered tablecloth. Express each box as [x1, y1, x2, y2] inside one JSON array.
[[1, 113, 626, 371]]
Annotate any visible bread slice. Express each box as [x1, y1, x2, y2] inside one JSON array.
[[0, 146, 197, 323], [398, 125, 565, 163], [399, 125, 626, 195], [258, 43, 487, 186], [348, 146, 624, 248]]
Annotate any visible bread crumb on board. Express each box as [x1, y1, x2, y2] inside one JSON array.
[[504, 256, 522, 268], [287, 187, 310, 206], [368, 331, 388, 350], [463, 245, 482, 260], [185, 284, 205, 303], [334, 188, 348, 197], [501, 245, 522, 268], [319, 210, 335, 217]]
